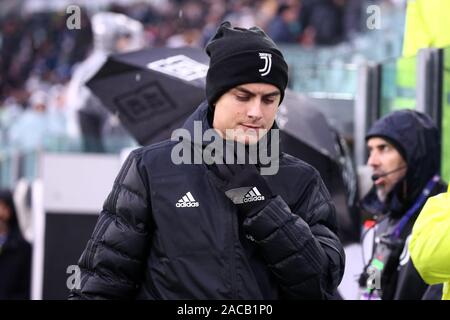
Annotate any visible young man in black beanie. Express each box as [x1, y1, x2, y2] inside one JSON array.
[[70, 21, 345, 300]]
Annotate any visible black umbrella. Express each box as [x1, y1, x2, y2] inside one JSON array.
[[86, 47, 209, 145], [277, 90, 338, 160], [277, 91, 359, 244]]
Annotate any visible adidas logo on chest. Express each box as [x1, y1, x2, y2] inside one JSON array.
[[176, 191, 199, 208]]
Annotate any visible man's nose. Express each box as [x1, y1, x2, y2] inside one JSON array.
[[247, 99, 263, 119], [367, 151, 380, 168]]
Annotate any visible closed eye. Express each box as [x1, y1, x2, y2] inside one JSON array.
[[263, 98, 275, 104], [236, 95, 250, 102]]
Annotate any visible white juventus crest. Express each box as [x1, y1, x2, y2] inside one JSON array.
[[258, 53, 272, 76]]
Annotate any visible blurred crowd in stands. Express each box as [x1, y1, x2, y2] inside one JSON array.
[[0, 0, 404, 154]]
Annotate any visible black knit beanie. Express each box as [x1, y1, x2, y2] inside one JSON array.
[[205, 21, 289, 106]]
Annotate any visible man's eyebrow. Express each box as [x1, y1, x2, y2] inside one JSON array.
[[234, 86, 280, 97], [263, 91, 281, 97], [368, 143, 389, 150]]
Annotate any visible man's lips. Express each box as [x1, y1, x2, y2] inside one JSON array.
[[372, 172, 385, 186], [240, 124, 263, 130], [374, 177, 385, 186]]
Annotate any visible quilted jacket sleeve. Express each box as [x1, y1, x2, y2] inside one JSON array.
[[69, 149, 152, 299], [243, 168, 345, 299]]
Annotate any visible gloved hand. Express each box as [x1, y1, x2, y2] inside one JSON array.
[[206, 141, 274, 217]]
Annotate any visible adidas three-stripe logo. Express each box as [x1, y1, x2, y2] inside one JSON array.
[[224, 186, 266, 204], [243, 187, 265, 203], [176, 192, 199, 208]]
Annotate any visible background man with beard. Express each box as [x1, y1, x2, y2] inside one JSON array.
[[359, 110, 447, 300]]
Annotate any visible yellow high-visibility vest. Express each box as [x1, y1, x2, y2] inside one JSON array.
[[409, 186, 450, 300], [403, 0, 450, 57]]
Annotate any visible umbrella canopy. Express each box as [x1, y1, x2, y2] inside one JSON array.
[[277, 90, 338, 160], [277, 91, 359, 244], [86, 47, 209, 145]]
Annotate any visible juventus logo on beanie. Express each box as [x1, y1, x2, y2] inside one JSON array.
[[205, 21, 289, 107]]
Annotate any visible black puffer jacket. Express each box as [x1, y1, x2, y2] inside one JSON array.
[[360, 110, 447, 300], [0, 190, 32, 300], [70, 102, 345, 300]]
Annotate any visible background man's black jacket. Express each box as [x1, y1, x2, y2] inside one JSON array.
[[70, 102, 345, 299], [0, 228, 31, 300]]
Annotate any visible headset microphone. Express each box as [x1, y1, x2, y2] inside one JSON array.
[[371, 166, 407, 182]]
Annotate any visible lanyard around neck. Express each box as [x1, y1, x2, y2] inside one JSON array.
[[392, 174, 440, 239]]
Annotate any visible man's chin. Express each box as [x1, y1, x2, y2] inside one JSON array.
[[228, 134, 260, 145], [375, 185, 393, 203], [375, 187, 386, 202], [226, 127, 268, 144]]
